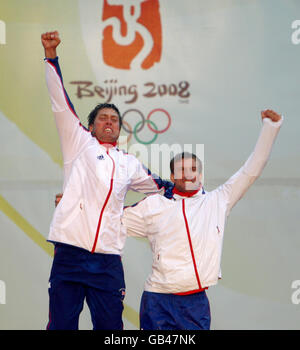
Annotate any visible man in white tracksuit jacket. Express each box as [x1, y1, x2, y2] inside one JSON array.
[[121, 110, 283, 330], [41, 31, 171, 330]]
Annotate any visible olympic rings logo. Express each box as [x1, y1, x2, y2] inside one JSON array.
[[120, 108, 171, 145]]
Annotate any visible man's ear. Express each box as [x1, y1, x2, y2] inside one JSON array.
[[88, 124, 93, 132], [170, 173, 175, 183]]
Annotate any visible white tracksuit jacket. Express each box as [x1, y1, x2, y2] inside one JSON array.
[[121, 117, 283, 293], [44, 57, 166, 254]]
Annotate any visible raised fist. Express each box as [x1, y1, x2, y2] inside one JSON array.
[[41, 31, 61, 49], [261, 109, 282, 123], [41, 31, 61, 58]]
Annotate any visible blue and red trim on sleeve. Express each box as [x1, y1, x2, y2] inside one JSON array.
[[141, 164, 174, 199], [44, 56, 89, 132]]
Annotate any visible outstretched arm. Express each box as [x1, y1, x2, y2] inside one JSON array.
[[217, 109, 283, 215], [42, 31, 91, 185], [128, 158, 174, 197]]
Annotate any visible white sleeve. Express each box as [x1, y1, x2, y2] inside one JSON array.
[[121, 200, 148, 238], [44, 57, 91, 165], [217, 117, 283, 215], [128, 157, 171, 195]]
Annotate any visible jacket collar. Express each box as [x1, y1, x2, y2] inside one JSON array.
[[91, 132, 118, 148], [98, 139, 117, 147], [172, 185, 205, 200]]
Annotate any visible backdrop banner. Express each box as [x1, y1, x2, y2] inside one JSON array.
[[0, 0, 299, 330]]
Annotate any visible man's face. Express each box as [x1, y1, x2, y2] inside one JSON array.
[[170, 158, 202, 193], [89, 107, 120, 143]]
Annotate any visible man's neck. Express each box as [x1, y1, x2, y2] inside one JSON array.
[[172, 185, 202, 198], [97, 139, 117, 147]]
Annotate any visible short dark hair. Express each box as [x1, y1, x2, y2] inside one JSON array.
[[170, 152, 202, 174], [87, 103, 122, 129]]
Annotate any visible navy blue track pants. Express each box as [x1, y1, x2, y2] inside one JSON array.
[[140, 290, 211, 330], [46, 243, 125, 330]]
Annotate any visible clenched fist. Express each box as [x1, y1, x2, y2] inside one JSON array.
[[261, 109, 281, 123], [41, 31, 61, 59]]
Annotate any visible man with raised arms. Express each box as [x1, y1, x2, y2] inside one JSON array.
[[122, 110, 283, 329], [41, 31, 170, 330]]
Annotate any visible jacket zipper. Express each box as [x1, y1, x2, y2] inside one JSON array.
[[182, 199, 203, 290], [91, 149, 115, 253]]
